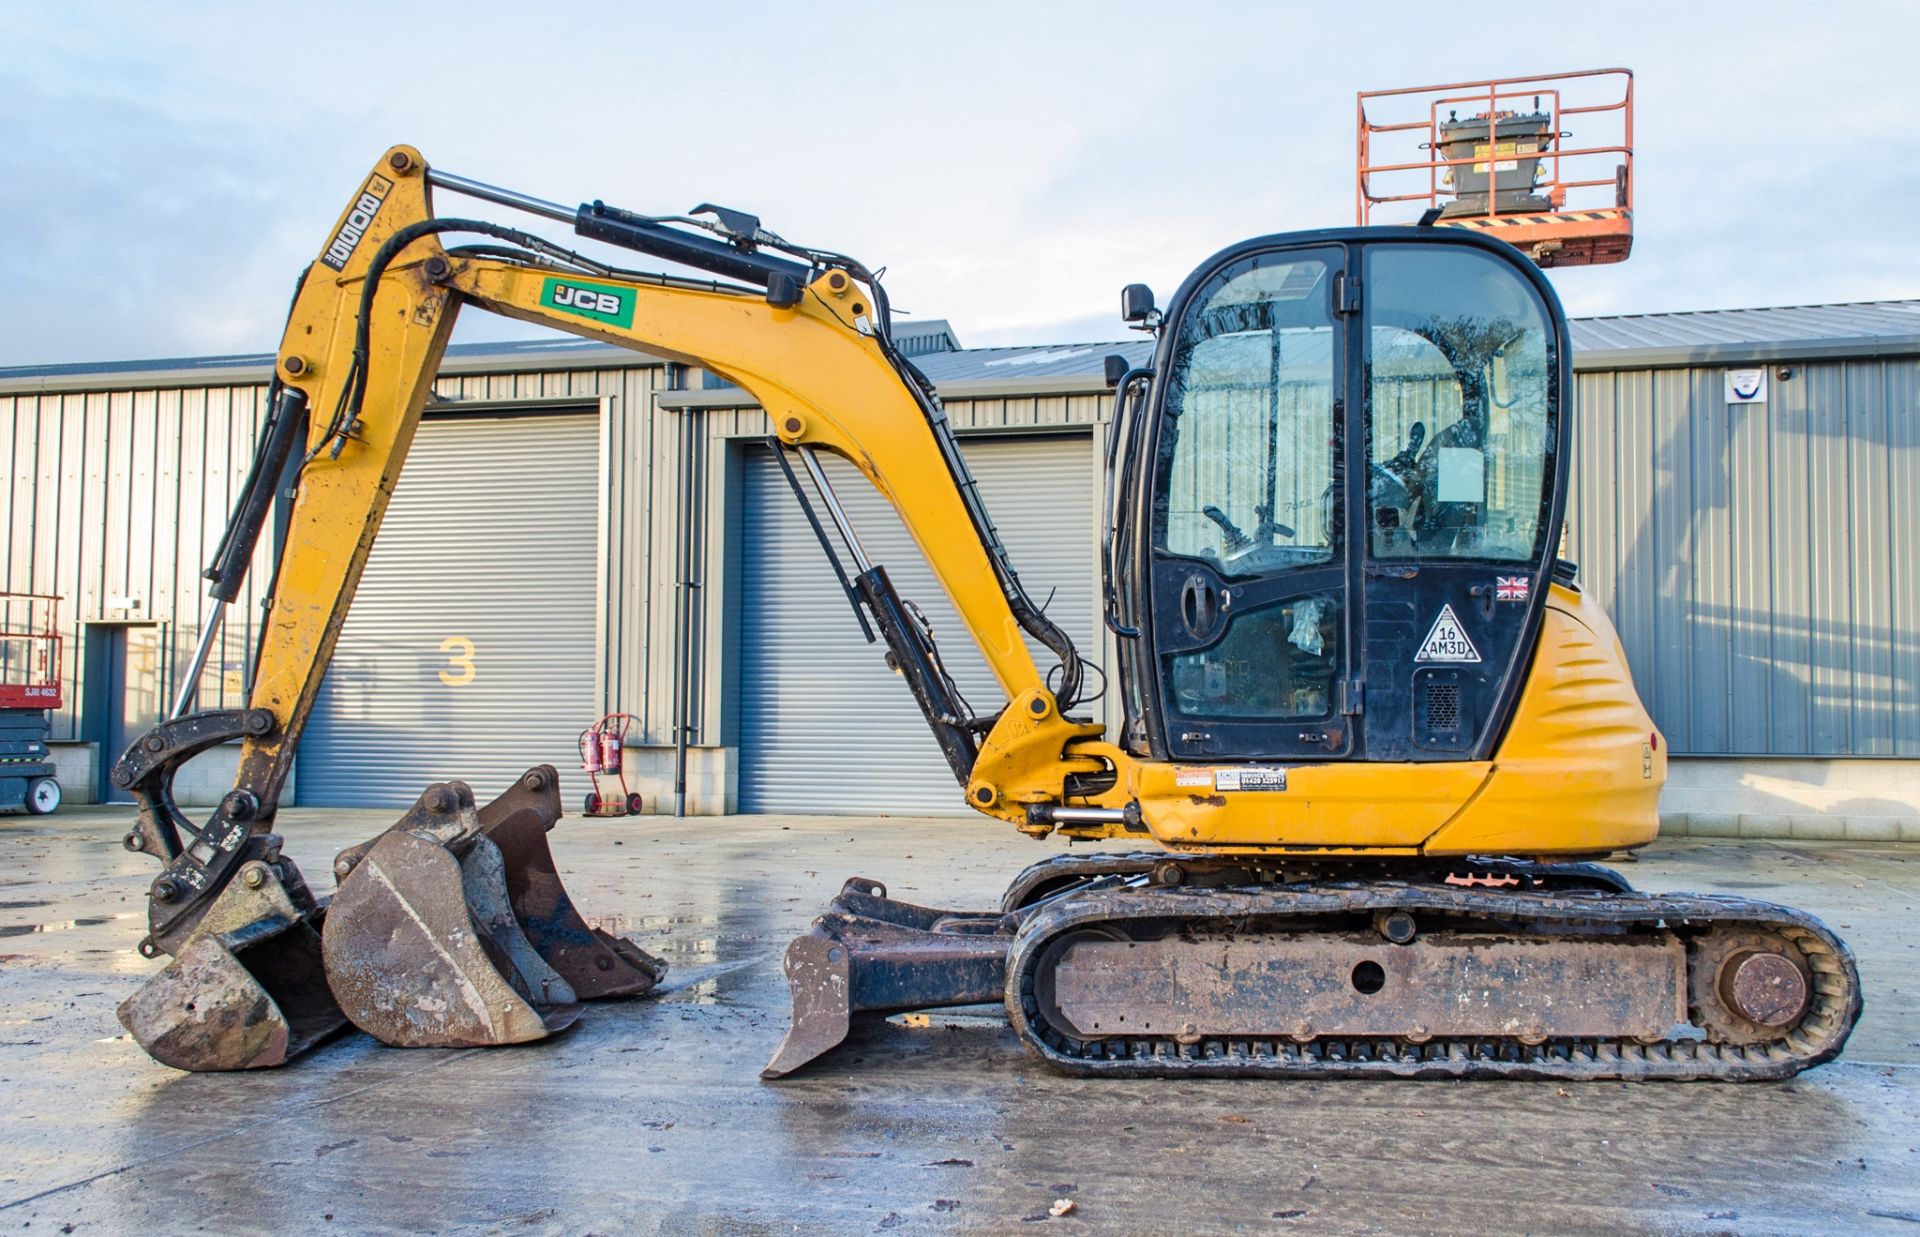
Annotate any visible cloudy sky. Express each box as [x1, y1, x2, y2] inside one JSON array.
[[5, 2, 1918, 366]]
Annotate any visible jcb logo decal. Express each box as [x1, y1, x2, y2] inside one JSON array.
[[552, 285, 621, 314], [541, 277, 635, 328], [320, 174, 393, 271]]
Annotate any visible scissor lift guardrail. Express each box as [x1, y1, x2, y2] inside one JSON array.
[[1358, 68, 1634, 268]]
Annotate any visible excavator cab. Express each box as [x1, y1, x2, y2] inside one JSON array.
[[1122, 229, 1566, 767]]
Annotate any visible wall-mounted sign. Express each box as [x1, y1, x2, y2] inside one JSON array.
[[1725, 368, 1769, 404]]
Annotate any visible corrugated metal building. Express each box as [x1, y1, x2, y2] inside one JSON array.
[[1564, 303, 1920, 838], [1, 302, 1914, 837]]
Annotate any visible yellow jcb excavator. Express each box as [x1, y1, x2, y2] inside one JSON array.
[[115, 145, 1859, 1081]]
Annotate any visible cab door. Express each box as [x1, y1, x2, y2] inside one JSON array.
[[1356, 241, 1565, 762], [1138, 231, 1568, 766], [1142, 244, 1355, 762]]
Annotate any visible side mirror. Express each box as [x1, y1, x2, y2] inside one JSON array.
[[1120, 283, 1156, 326], [1103, 354, 1131, 389]]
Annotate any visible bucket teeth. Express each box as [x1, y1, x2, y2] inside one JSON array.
[[322, 780, 582, 1048], [477, 766, 667, 998], [118, 853, 348, 1071], [127, 765, 662, 1067]]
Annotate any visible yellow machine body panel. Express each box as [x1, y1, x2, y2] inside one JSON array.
[[1112, 585, 1663, 856]]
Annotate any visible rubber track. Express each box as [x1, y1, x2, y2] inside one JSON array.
[[1005, 882, 1862, 1080]]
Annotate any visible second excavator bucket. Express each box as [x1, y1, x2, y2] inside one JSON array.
[[117, 843, 348, 1071], [476, 766, 668, 999], [321, 766, 663, 1049]]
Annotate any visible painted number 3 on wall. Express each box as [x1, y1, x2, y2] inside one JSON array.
[[439, 635, 477, 686]]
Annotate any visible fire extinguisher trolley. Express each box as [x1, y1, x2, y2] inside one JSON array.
[[579, 712, 643, 816], [0, 593, 63, 815]]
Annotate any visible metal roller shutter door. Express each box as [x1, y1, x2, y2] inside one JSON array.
[[301, 410, 599, 808], [739, 433, 1095, 814]]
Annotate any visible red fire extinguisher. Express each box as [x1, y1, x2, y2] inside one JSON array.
[[579, 712, 641, 816]]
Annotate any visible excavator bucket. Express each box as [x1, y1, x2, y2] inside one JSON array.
[[475, 766, 668, 999], [116, 844, 348, 1071], [321, 766, 663, 1049]]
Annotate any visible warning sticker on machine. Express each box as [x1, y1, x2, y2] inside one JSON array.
[[1213, 767, 1288, 792], [1415, 604, 1481, 663], [1174, 767, 1215, 788]]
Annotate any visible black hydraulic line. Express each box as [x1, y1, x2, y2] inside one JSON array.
[[329, 218, 570, 456], [200, 263, 316, 605], [863, 299, 1087, 710], [767, 437, 875, 643], [854, 565, 978, 784], [574, 201, 813, 290], [347, 208, 1085, 714], [203, 384, 310, 603], [332, 216, 786, 460], [1102, 368, 1152, 639]]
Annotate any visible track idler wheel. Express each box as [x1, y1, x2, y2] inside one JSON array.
[[1689, 928, 1814, 1045]]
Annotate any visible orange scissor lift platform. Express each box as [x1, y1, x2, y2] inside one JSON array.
[[1358, 68, 1634, 268]]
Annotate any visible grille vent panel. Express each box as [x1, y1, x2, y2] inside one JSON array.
[[1413, 668, 1469, 750]]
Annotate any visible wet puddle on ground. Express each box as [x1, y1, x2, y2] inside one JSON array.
[[0, 913, 141, 938], [654, 958, 762, 1005]]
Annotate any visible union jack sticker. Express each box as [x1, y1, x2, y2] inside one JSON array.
[[1495, 576, 1530, 602]]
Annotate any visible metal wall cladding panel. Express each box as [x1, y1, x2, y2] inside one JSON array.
[[301, 411, 599, 808], [738, 433, 1096, 815], [0, 385, 276, 744], [428, 366, 665, 739], [1571, 358, 1920, 757], [1885, 363, 1920, 756]]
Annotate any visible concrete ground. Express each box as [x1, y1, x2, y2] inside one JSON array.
[[0, 807, 1915, 1236]]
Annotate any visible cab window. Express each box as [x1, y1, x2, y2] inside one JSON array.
[[1155, 249, 1341, 577], [1363, 245, 1554, 562]]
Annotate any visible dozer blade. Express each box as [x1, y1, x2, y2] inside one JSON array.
[[477, 765, 666, 998], [117, 848, 349, 1071], [763, 878, 1013, 1079], [322, 779, 583, 1048]]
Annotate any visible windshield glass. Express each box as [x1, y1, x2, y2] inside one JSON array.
[[1153, 248, 1341, 577], [1363, 244, 1555, 562]]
